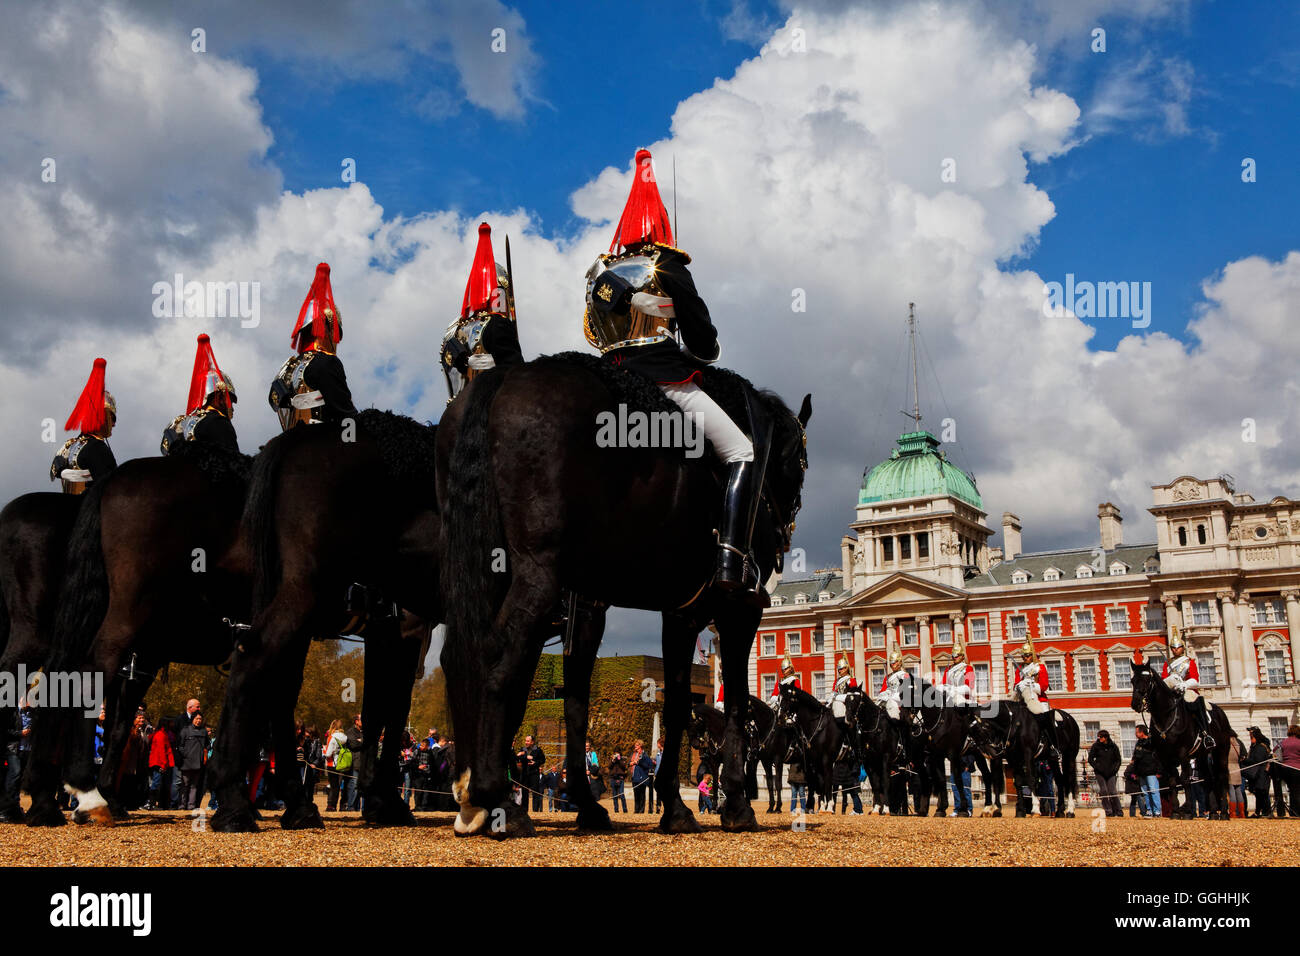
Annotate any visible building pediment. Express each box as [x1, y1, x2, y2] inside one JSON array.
[[840, 572, 968, 610]]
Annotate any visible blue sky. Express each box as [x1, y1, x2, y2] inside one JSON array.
[[248, 0, 1299, 353]]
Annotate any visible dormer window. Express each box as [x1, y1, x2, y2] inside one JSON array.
[[1011, 570, 1030, 584], [1075, 564, 1093, 579], [818, 591, 832, 603], [771, 595, 784, 607], [794, 593, 808, 605], [1109, 561, 1128, 576], [1043, 567, 1061, 582]]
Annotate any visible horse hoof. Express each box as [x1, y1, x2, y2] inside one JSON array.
[[73, 806, 115, 827], [1065, 811, 1075, 819], [281, 802, 326, 830], [210, 807, 259, 833], [488, 804, 535, 840], [363, 797, 415, 828], [721, 805, 759, 833], [23, 801, 66, 828], [992, 808, 1003, 817], [658, 809, 703, 834], [576, 807, 613, 832]]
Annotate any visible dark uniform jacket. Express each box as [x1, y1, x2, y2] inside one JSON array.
[[604, 243, 719, 385], [191, 409, 240, 454], [52, 435, 116, 484], [449, 316, 524, 375], [1088, 739, 1121, 778], [302, 351, 358, 422]]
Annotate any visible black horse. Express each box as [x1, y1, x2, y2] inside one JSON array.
[[776, 683, 857, 807], [1130, 661, 1234, 819], [688, 695, 777, 807], [0, 492, 82, 822], [840, 690, 906, 814], [969, 699, 1080, 817], [902, 679, 1003, 817], [22, 443, 255, 827], [437, 356, 810, 836], [208, 410, 441, 832]]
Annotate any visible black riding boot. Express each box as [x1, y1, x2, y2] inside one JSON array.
[[1194, 697, 1215, 749], [1038, 713, 1060, 761], [716, 461, 765, 605]]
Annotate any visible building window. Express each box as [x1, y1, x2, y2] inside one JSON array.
[[902, 622, 918, 646], [1191, 601, 1211, 626], [771, 595, 784, 607], [813, 672, 827, 699], [899, 535, 911, 560], [1074, 609, 1095, 636], [761, 633, 776, 657], [761, 674, 776, 698], [1078, 658, 1098, 691], [1044, 660, 1064, 693], [1252, 599, 1287, 626], [786, 632, 801, 655], [882, 536, 894, 562], [1008, 615, 1028, 642], [869, 666, 885, 690], [794, 593, 808, 605], [1043, 568, 1060, 582], [1109, 562, 1127, 576], [1041, 612, 1060, 638], [934, 619, 952, 644], [1107, 607, 1129, 634], [1144, 604, 1165, 632], [972, 663, 990, 695], [1177, 527, 1187, 547], [1262, 649, 1286, 685], [818, 591, 831, 603], [837, 627, 852, 650], [1075, 565, 1093, 579], [1112, 657, 1133, 691], [1119, 721, 1136, 759], [917, 532, 929, 558], [1011, 570, 1029, 584], [1084, 720, 1101, 741], [969, 618, 987, 643], [1147, 654, 1165, 672], [812, 630, 824, 653], [904, 665, 919, 680], [869, 625, 885, 649], [1195, 651, 1217, 686], [1269, 717, 1289, 744], [1197, 524, 1206, 545]]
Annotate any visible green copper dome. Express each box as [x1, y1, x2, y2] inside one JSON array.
[[859, 430, 982, 509]]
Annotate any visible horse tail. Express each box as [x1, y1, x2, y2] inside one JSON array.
[[48, 480, 110, 673], [441, 370, 510, 663], [243, 433, 289, 612]]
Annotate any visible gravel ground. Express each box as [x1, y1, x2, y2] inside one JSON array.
[[1, 799, 1296, 866]]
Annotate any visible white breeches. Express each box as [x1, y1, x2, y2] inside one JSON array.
[[1166, 675, 1200, 703], [944, 684, 972, 705], [831, 696, 847, 719], [660, 381, 754, 464], [1016, 681, 1048, 715], [876, 696, 900, 720]]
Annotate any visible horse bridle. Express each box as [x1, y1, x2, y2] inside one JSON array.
[[1135, 674, 1189, 745]]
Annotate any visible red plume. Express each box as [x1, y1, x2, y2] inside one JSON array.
[[461, 223, 501, 318], [64, 358, 109, 433], [609, 148, 674, 254], [186, 333, 228, 414], [1133, 649, 1144, 665], [289, 262, 340, 349]]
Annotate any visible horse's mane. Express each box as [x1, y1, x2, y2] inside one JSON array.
[[356, 408, 438, 509], [166, 438, 253, 486]]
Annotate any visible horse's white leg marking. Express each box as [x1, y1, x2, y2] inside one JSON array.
[[452, 769, 488, 835], [65, 784, 106, 811]]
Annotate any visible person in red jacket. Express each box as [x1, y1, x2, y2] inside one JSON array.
[[146, 719, 176, 810], [942, 641, 975, 706], [1013, 642, 1059, 759], [1161, 633, 1214, 748]]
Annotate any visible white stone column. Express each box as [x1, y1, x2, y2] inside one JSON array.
[[918, 616, 932, 680], [852, 621, 866, 683], [1218, 592, 1245, 697], [1163, 596, 1182, 642], [1284, 590, 1300, 685], [884, 617, 897, 652], [1235, 596, 1260, 687]]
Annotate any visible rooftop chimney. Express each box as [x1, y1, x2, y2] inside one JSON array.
[[1099, 502, 1123, 551], [988, 546, 1004, 568], [1002, 512, 1022, 560]]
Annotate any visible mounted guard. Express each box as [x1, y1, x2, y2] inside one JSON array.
[[770, 654, 800, 706], [442, 222, 524, 401], [50, 357, 117, 494], [268, 262, 357, 430], [942, 640, 974, 706], [1013, 640, 1060, 758], [161, 333, 239, 455], [1162, 631, 1214, 749], [583, 148, 763, 602], [875, 647, 910, 722], [831, 653, 860, 735]]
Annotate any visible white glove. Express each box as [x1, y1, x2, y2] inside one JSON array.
[[1182, 678, 1199, 692], [468, 353, 497, 371]]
